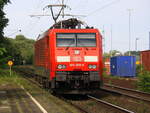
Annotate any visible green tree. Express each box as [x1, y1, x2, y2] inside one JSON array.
[[0, 38, 13, 67], [103, 52, 111, 58], [124, 51, 140, 60], [0, 35, 35, 66], [12, 35, 35, 65], [110, 50, 122, 56], [0, 47, 6, 56], [0, 0, 10, 39], [103, 50, 122, 58], [0, 0, 10, 67]]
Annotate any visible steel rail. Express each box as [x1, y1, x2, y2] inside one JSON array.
[[104, 84, 150, 96], [101, 88, 150, 104], [103, 84, 150, 103], [58, 97, 90, 113], [88, 95, 135, 113]]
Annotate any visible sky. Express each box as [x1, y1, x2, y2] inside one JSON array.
[[4, 0, 150, 53]]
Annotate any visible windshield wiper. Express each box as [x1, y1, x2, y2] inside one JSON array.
[[65, 41, 75, 50], [77, 41, 89, 50]]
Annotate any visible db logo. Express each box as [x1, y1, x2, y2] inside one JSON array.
[[74, 50, 80, 55]]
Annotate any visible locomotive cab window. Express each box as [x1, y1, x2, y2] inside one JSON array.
[[56, 33, 96, 47], [57, 33, 76, 47], [77, 33, 96, 47]]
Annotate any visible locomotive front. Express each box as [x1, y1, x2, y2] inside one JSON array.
[[51, 29, 103, 94]]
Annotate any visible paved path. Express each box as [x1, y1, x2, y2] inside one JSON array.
[[0, 84, 43, 113]]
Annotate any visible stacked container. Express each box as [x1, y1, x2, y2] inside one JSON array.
[[141, 50, 150, 71], [110, 56, 136, 77]]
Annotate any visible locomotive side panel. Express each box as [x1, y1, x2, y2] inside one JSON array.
[[99, 32, 103, 81], [34, 35, 50, 78]]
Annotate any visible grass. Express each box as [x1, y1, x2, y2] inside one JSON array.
[[0, 68, 32, 89], [0, 68, 21, 85]]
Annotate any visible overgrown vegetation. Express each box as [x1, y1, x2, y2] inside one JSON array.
[[137, 70, 150, 93], [0, 68, 31, 88], [136, 64, 150, 93], [0, 68, 21, 85], [0, 35, 35, 67], [8, 35, 35, 65]]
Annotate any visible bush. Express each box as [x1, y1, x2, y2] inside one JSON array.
[[137, 71, 150, 93], [136, 64, 144, 75]]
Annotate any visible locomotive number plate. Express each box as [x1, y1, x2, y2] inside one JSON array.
[[70, 64, 84, 67]]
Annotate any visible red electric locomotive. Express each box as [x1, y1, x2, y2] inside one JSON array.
[[34, 18, 103, 94]]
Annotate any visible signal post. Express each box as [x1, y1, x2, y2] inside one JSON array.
[[8, 61, 13, 76]]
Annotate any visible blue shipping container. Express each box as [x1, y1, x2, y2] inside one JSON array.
[[110, 56, 136, 77]]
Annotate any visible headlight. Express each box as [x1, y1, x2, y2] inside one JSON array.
[[88, 65, 93, 69], [57, 65, 66, 69], [92, 65, 97, 69], [88, 65, 97, 69]]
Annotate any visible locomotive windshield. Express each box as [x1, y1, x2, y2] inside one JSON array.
[[56, 33, 96, 47]]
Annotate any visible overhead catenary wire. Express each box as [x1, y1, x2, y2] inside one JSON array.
[[71, 0, 88, 10], [86, 0, 120, 17], [28, 0, 120, 39], [57, 0, 61, 4], [25, 0, 64, 37], [7, 30, 22, 37], [65, 0, 69, 4], [36, 0, 46, 9], [28, 1, 66, 36], [22, 0, 47, 38]]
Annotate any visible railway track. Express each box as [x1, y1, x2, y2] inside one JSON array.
[[103, 84, 150, 103], [87, 95, 134, 113], [25, 74, 136, 113], [14, 68, 149, 113], [23, 75, 135, 113], [16, 69, 135, 113], [16, 70, 90, 113]]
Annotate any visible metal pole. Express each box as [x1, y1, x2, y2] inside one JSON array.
[[128, 9, 133, 56], [10, 66, 11, 76], [103, 25, 105, 54], [110, 24, 113, 57], [129, 9, 131, 56], [62, 0, 64, 18], [61, 0, 64, 28], [149, 32, 150, 50], [135, 38, 137, 51], [135, 38, 139, 51]]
